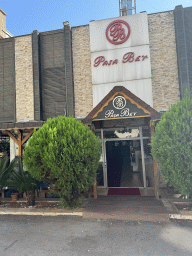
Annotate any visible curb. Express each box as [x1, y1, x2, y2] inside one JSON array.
[[161, 199, 179, 214], [0, 211, 83, 217], [160, 190, 192, 220], [83, 212, 170, 222], [161, 199, 192, 220], [169, 214, 192, 220]]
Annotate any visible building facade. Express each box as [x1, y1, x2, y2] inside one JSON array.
[[0, 5, 191, 197]]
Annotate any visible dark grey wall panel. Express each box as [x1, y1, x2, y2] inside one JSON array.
[[32, 30, 41, 121], [174, 5, 192, 99], [184, 7, 192, 93], [39, 27, 74, 120], [0, 38, 15, 123], [64, 25, 74, 117], [39, 30, 67, 120], [0, 44, 4, 117]]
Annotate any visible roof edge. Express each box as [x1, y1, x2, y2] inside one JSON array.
[[0, 8, 7, 16], [84, 86, 161, 123]]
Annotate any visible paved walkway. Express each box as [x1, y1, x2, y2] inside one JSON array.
[[82, 195, 170, 222], [1, 189, 192, 221]]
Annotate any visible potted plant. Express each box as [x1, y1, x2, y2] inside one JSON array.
[[8, 159, 39, 206]]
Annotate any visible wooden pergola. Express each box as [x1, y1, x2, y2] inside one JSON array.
[[0, 121, 45, 157]]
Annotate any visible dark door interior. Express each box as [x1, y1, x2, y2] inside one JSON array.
[[106, 141, 132, 187]]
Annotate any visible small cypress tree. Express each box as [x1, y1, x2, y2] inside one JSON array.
[[23, 116, 101, 207], [151, 92, 192, 197]]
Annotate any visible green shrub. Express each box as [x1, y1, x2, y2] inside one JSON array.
[[23, 116, 101, 207], [151, 92, 192, 197], [0, 155, 17, 189], [8, 158, 39, 206], [8, 158, 38, 193], [0, 139, 10, 156]]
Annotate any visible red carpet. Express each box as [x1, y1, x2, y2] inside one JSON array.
[[107, 188, 141, 195]]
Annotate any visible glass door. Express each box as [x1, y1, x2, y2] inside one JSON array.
[[96, 127, 151, 188], [106, 139, 144, 188]]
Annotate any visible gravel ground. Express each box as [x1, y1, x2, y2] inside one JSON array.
[[174, 203, 192, 211], [0, 201, 63, 209]]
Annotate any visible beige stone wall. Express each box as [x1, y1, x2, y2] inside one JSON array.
[[15, 35, 34, 121], [72, 25, 93, 118], [0, 9, 6, 38], [148, 11, 180, 111]]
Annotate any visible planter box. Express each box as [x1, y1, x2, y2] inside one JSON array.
[[11, 193, 18, 201], [173, 194, 182, 198]]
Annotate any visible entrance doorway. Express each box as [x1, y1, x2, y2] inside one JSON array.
[[96, 127, 154, 190], [106, 140, 144, 188]]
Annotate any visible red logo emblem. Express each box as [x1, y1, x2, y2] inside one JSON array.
[[106, 20, 131, 45]]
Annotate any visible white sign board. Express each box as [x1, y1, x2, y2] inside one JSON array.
[[90, 13, 149, 52], [93, 79, 153, 108], [89, 12, 153, 108], [91, 45, 151, 85]]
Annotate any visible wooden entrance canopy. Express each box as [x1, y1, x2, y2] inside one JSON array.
[[83, 86, 161, 124], [0, 121, 45, 157], [83, 86, 162, 199]]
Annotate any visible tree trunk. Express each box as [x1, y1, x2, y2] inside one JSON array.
[[26, 190, 35, 206]]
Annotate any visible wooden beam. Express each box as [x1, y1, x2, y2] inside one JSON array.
[[2, 126, 41, 131], [18, 131, 22, 157], [5, 130, 19, 145], [84, 123, 98, 198], [93, 179, 97, 199], [88, 124, 97, 198], [151, 122, 160, 199], [22, 129, 34, 145], [5, 129, 34, 158], [92, 125, 97, 198]]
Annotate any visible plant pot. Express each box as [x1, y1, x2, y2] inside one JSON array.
[[26, 190, 35, 206], [11, 193, 18, 201]]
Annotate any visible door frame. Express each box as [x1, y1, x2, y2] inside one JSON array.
[[97, 127, 148, 189]]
